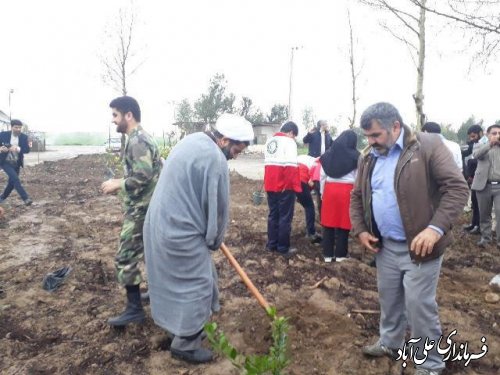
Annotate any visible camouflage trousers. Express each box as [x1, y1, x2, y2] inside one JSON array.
[[115, 211, 145, 286]]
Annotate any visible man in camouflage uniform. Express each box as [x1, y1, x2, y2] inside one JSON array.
[[101, 96, 161, 327]]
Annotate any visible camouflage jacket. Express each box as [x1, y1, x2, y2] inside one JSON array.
[[121, 126, 161, 211]]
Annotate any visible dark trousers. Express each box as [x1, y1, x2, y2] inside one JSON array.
[[322, 227, 349, 258], [296, 182, 316, 236], [267, 190, 296, 253], [471, 190, 479, 227], [313, 181, 322, 220], [0, 163, 29, 201]]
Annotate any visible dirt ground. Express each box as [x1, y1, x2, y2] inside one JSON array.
[[0, 154, 498, 375]]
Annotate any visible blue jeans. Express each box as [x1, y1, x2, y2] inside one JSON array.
[[266, 190, 296, 253], [1, 162, 29, 201]]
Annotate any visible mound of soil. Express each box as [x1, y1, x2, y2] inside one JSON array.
[[0, 154, 498, 374]]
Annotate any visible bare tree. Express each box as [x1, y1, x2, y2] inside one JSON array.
[[408, 0, 500, 67], [101, 3, 144, 157], [360, 0, 427, 129], [347, 9, 362, 129]]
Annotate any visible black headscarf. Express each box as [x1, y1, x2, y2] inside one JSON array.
[[320, 130, 360, 178]]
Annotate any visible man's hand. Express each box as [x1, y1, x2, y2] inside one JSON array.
[[307, 180, 314, 188], [101, 178, 123, 194], [8, 146, 19, 153], [0, 146, 8, 153], [410, 227, 442, 257], [358, 232, 380, 253]]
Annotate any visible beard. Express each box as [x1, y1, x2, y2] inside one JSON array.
[[372, 135, 396, 156], [221, 144, 233, 160], [115, 119, 127, 134]]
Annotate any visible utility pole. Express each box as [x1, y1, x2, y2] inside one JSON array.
[[8, 89, 14, 121], [288, 46, 302, 121]]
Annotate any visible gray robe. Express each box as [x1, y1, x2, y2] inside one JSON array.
[[144, 132, 229, 336]]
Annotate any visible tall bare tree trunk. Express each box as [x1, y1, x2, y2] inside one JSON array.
[[348, 9, 357, 129], [414, 0, 426, 130]]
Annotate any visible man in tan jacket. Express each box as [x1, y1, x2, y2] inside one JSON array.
[[350, 102, 469, 375]]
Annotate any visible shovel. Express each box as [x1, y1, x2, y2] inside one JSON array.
[[220, 243, 270, 311]]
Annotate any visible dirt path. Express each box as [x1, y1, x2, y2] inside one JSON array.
[[0, 154, 498, 374]]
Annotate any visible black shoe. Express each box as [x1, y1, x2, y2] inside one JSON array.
[[265, 247, 276, 253], [308, 233, 322, 245], [171, 347, 213, 363], [462, 223, 475, 231], [469, 226, 481, 235], [277, 248, 297, 259], [108, 286, 145, 326], [24, 198, 33, 206]]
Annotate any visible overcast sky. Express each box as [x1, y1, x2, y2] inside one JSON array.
[[1, 0, 499, 136]]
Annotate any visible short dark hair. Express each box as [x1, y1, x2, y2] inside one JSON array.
[[281, 121, 299, 136], [486, 124, 500, 134], [109, 96, 141, 122], [422, 122, 441, 134], [360, 102, 403, 131], [467, 124, 483, 135], [317, 120, 327, 130], [10, 119, 22, 127]]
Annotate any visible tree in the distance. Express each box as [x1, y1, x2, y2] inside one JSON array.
[[267, 104, 289, 124], [194, 74, 236, 122], [100, 2, 144, 158]]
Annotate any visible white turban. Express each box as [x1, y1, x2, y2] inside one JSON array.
[[215, 114, 254, 142]]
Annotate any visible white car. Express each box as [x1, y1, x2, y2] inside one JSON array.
[[105, 138, 122, 152]]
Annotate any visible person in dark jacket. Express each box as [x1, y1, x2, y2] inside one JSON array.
[[303, 120, 333, 218], [302, 120, 333, 157], [462, 124, 483, 234], [0, 119, 32, 205], [350, 102, 469, 375]]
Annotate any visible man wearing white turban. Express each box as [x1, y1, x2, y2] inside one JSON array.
[[144, 113, 254, 364]]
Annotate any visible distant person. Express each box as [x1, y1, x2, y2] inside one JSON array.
[[0, 119, 32, 205], [471, 124, 500, 248], [351, 102, 468, 375], [101, 96, 161, 327], [144, 114, 254, 364], [264, 121, 301, 258], [303, 120, 333, 157], [462, 124, 483, 234], [319, 130, 359, 262], [421, 121, 463, 170], [297, 154, 322, 244]]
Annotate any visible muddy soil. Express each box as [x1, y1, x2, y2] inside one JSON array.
[[0, 154, 498, 375]]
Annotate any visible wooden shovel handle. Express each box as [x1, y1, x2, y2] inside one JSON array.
[[220, 243, 270, 311]]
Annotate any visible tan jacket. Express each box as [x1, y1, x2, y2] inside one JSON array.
[[350, 125, 469, 262]]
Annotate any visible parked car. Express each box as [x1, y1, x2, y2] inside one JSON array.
[[105, 138, 122, 152]]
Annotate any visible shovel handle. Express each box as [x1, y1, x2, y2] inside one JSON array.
[[220, 243, 270, 311]]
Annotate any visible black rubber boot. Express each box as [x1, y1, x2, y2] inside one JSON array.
[[108, 285, 145, 326]]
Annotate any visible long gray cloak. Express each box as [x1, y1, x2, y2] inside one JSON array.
[[144, 132, 229, 336]]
